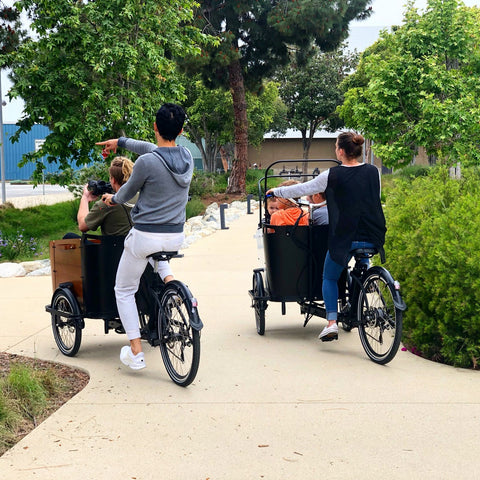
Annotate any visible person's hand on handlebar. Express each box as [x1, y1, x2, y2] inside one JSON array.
[[265, 188, 275, 197]]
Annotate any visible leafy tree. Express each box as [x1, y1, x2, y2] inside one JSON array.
[[183, 76, 285, 172], [0, 1, 27, 67], [185, 0, 372, 193], [339, 0, 480, 168], [274, 45, 359, 162], [7, 0, 208, 182], [182, 76, 233, 172]]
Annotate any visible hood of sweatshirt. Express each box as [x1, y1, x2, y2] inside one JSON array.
[[153, 146, 193, 187]]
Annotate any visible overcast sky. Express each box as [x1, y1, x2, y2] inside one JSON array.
[[354, 0, 480, 26], [2, 0, 480, 122]]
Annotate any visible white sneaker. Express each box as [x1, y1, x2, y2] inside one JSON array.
[[120, 346, 146, 370], [318, 323, 339, 342]]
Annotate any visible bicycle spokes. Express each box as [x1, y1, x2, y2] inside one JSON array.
[[358, 272, 403, 365]]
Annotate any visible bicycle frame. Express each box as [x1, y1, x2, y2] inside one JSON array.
[[137, 257, 203, 347]]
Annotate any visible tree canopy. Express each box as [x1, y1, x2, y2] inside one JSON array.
[[0, 1, 26, 68], [7, 0, 208, 180], [186, 0, 373, 192], [274, 45, 358, 160], [339, 0, 480, 168], [183, 76, 284, 171]]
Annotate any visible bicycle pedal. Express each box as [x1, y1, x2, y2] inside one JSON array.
[[320, 334, 338, 342]]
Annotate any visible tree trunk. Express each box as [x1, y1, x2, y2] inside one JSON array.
[[301, 129, 312, 181], [226, 59, 248, 194]]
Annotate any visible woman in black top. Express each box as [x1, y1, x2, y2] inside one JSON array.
[[270, 132, 386, 341]]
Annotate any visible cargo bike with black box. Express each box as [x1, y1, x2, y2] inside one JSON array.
[[46, 233, 202, 386], [248, 159, 406, 365]]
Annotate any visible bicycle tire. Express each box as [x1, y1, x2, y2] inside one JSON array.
[[252, 272, 267, 335], [357, 269, 403, 365], [159, 280, 201, 387], [51, 288, 82, 357], [338, 268, 353, 332]]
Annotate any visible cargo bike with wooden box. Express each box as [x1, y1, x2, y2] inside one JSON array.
[[249, 160, 406, 365], [46, 233, 202, 386]]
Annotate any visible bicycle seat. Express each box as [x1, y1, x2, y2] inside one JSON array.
[[147, 251, 182, 262], [351, 247, 378, 259]]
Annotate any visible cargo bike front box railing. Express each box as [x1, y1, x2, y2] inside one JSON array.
[[248, 159, 406, 365], [46, 233, 202, 386]]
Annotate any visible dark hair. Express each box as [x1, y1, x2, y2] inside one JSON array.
[[337, 132, 365, 159], [155, 103, 186, 141]]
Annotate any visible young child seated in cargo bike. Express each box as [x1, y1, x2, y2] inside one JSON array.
[[269, 180, 309, 227]]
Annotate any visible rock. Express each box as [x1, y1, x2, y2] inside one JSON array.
[[20, 259, 50, 274], [26, 266, 51, 276], [0, 262, 27, 278], [205, 203, 219, 215]]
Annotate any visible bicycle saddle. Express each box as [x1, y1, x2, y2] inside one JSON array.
[[351, 247, 378, 258], [147, 251, 181, 261]]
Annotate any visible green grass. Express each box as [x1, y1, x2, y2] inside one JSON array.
[[0, 200, 80, 262], [0, 362, 68, 455]]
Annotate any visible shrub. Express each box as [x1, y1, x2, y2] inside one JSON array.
[[186, 196, 205, 218], [68, 162, 110, 198], [394, 164, 432, 179], [383, 167, 480, 369], [0, 229, 42, 261]]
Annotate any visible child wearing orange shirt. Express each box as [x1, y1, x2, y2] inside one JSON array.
[[270, 180, 309, 226]]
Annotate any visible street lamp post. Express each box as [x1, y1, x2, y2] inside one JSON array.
[[0, 72, 6, 204]]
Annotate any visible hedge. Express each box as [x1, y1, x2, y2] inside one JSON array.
[[383, 167, 480, 369]]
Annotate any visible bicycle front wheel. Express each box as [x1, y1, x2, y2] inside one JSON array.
[[159, 281, 201, 387], [357, 270, 403, 365]]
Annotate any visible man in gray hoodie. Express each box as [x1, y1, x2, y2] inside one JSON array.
[[97, 103, 193, 370]]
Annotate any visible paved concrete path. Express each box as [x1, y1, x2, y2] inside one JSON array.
[[2, 184, 74, 209], [0, 212, 479, 479]]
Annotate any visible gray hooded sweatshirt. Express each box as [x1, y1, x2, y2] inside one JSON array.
[[111, 137, 194, 233]]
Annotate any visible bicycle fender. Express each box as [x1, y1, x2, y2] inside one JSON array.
[[189, 309, 204, 331], [47, 286, 85, 329], [366, 266, 407, 311], [169, 280, 204, 331]]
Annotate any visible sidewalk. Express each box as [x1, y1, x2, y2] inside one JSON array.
[[1, 212, 479, 479], [2, 183, 74, 209]]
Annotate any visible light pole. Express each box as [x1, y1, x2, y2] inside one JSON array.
[[0, 71, 6, 204]]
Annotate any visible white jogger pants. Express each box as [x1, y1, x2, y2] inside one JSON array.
[[114, 228, 184, 340]]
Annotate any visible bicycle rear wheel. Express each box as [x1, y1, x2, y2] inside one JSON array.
[[357, 270, 403, 365], [51, 288, 82, 357], [252, 271, 267, 335], [159, 281, 201, 387]]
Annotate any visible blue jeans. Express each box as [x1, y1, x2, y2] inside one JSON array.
[[322, 241, 375, 321]]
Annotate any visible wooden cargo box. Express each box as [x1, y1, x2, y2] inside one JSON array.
[[49, 239, 83, 305]]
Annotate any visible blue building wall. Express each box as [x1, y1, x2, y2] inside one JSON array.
[[3, 123, 55, 180], [2, 123, 203, 181]]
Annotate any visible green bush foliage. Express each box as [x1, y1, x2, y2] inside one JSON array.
[[394, 165, 432, 180], [188, 171, 228, 197], [185, 196, 205, 218], [0, 229, 42, 261], [383, 167, 480, 369]]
